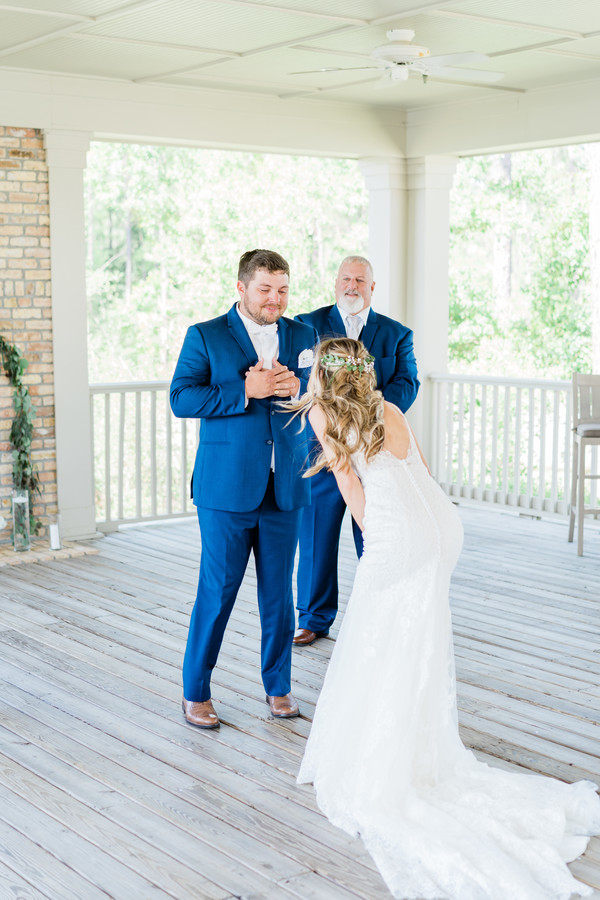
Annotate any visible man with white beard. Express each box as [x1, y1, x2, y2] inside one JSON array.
[[293, 256, 420, 645]]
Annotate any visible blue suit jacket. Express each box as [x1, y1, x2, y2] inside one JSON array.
[[295, 304, 419, 412], [170, 304, 317, 513]]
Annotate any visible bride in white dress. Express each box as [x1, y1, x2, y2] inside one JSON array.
[[293, 337, 600, 900]]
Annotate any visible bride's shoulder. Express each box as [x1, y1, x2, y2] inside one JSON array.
[[382, 401, 411, 459], [308, 404, 326, 433]]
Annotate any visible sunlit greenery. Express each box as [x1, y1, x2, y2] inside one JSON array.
[[85, 143, 368, 382], [449, 146, 594, 378]]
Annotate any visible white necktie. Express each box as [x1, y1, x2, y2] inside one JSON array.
[[248, 323, 278, 369], [346, 315, 363, 341]]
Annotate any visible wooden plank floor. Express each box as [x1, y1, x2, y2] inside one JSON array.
[[0, 505, 598, 899]]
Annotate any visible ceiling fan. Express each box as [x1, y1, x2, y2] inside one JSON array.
[[291, 29, 505, 86]]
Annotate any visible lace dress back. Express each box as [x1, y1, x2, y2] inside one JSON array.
[[298, 413, 600, 900]]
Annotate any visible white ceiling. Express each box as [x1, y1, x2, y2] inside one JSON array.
[[1, 0, 600, 110]]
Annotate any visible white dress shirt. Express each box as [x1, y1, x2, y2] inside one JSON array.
[[237, 303, 279, 367], [338, 304, 370, 340]]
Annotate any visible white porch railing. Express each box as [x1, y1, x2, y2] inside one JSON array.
[[429, 373, 598, 515], [91, 374, 597, 528], [90, 381, 198, 531]]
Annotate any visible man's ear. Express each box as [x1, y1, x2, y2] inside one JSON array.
[[236, 279, 246, 300]]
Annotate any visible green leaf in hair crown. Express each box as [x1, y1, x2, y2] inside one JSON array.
[[320, 353, 375, 375]]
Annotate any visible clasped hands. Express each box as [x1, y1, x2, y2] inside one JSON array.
[[245, 358, 299, 400]]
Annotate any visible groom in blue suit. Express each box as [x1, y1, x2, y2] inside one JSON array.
[[293, 255, 420, 645], [170, 249, 317, 728]]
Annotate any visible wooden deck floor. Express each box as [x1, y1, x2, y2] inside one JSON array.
[[0, 505, 598, 899]]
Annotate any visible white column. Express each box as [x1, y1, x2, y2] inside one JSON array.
[[404, 156, 457, 465], [46, 129, 97, 540], [358, 157, 407, 320]]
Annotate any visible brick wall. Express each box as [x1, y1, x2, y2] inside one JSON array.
[[0, 125, 56, 544]]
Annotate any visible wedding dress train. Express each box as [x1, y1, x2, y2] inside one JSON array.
[[298, 422, 600, 900]]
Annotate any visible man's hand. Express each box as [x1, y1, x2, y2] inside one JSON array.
[[245, 358, 300, 399]]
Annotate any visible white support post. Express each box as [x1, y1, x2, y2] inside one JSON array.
[[46, 129, 97, 540], [358, 157, 407, 320], [405, 155, 458, 464]]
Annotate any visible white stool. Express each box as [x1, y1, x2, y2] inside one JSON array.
[[568, 373, 600, 556]]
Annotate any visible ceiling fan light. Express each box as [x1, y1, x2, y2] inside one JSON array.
[[390, 67, 410, 82]]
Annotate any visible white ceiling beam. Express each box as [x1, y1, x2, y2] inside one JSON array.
[[371, 1, 466, 27], [71, 31, 241, 58], [430, 10, 585, 40], [488, 38, 582, 57], [538, 47, 600, 62], [206, 0, 367, 26], [134, 56, 239, 82], [0, 0, 166, 60], [0, 4, 92, 21]]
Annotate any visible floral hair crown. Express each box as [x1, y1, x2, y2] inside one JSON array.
[[320, 352, 375, 375]]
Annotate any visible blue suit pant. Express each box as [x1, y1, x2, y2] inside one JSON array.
[[183, 474, 301, 702], [296, 467, 363, 634]]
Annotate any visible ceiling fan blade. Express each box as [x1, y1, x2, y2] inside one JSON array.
[[425, 51, 491, 68], [418, 64, 504, 83], [289, 66, 380, 75]]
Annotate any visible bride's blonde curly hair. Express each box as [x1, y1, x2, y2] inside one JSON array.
[[290, 337, 385, 476]]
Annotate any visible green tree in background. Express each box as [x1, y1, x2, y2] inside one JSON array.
[[449, 145, 593, 378], [85, 143, 368, 382]]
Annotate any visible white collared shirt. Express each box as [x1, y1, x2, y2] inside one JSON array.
[[337, 303, 370, 338], [237, 303, 279, 368]]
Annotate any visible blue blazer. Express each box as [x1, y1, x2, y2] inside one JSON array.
[[170, 304, 317, 513], [295, 304, 419, 412]]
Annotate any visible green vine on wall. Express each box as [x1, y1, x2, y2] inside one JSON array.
[[0, 335, 41, 534]]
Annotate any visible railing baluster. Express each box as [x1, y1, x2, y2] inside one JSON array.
[[527, 388, 535, 505], [513, 386, 521, 506], [456, 383, 465, 496], [118, 391, 125, 521], [501, 386, 510, 502], [479, 384, 487, 501], [550, 389, 560, 513], [562, 389, 572, 516], [181, 418, 188, 513], [468, 383, 476, 499], [150, 389, 157, 518], [491, 385, 499, 500], [538, 388, 547, 511], [166, 392, 172, 516], [104, 393, 111, 524], [135, 390, 142, 520], [445, 382, 454, 489]]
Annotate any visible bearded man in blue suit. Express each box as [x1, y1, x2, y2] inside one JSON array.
[[293, 255, 420, 646], [171, 249, 317, 728]]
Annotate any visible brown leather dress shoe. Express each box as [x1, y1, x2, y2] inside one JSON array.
[[293, 628, 326, 645], [266, 693, 299, 718], [182, 697, 220, 729]]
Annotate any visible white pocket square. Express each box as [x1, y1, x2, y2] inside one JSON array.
[[298, 349, 315, 368]]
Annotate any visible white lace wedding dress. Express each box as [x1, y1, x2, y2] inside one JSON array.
[[298, 421, 600, 900]]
